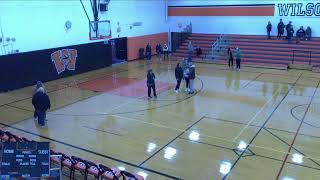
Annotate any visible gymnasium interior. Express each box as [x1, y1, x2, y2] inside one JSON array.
[[0, 0, 320, 179]]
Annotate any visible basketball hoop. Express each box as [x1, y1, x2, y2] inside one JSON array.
[[89, 20, 111, 40]]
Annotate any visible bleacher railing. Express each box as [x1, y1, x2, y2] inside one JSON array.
[[50, 154, 62, 179], [292, 50, 312, 65], [203, 34, 229, 61]]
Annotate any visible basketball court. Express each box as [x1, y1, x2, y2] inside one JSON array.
[[1, 58, 320, 179]]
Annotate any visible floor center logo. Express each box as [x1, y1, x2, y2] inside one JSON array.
[[51, 49, 78, 74]]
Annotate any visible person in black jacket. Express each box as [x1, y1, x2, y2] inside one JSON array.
[[33, 81, 44, 121], [285, 21, 292, 39], [32, 87, 51, 127], [277, 19, 285, 39], [145, 42, 152, 61], [287, 24, 294, 43], [227, 47, 234, 69], [146, 69, 156, 98], [175, 63, 183, 93], [195, 46, 202, 57], [188, 64, 196, 94], [306, 26, 312, 41], [266, 21, 272, 39], [296, 26, 305, 40], [156, 41, 162, 62]]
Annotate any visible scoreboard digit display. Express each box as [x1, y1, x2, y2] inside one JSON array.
[[0, 141, 50, 178]]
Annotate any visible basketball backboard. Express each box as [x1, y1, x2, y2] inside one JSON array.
[[89, 20, 111, 40]]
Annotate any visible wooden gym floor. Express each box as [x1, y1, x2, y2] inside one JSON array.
[[1, 58, 320, 180]]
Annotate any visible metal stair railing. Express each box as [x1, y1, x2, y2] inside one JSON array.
[[203, 34, 229, 61]]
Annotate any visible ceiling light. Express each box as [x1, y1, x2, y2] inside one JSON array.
[[164, 147, 177, 160], [219, 161, 231, 175], [237, 141, 247, 151], [147, 143, 157, 153], [291, 153, 303, 164], [188, 131, 200, 141]]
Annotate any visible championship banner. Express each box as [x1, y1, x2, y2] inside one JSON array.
[[277, 2, 320, 17]]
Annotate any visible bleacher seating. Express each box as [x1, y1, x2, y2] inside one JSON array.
[[0, 129, 144, 180], [173, 33, 320, 70]]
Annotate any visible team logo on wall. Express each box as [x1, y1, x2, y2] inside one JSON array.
[[278, 3, 320, 16], [51, 49, 78, 74]]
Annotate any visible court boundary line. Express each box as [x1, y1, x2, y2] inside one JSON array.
[[110, 114, 183, 132], [232, 87, 279, 142], [241, 73, 263, 89], [204, 116, 320, 140], [222, 72, 303, 180], [138, 116, 206, 166], [84, 114, 320, 159], [275, 79, 320, 179], [82, 126, 123, 136], [0, 63, 147, 109], [178, 137, 320, 172], [256, 154, 320, 172], [185, 61, 320, 80], [264, 128, 320, 168], [190, 62, 320, 84], [290, 103, 320, 129], [178, 137, 234, 151]]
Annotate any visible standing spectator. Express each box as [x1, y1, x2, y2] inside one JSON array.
[[145, 42, 152, 61], [285, 21, 292, 39], [175, 63, 183, 93], [227, 48, 234, 69], [146, 69, 157, 98], [183, 63, 190, 92], [181, 58, 188, 72], [34, 81, 44, 94], [287, 24, 295, 43], [296, 26, 305, 44], [188, 41, 193, 62], [33, 81, 44, 121], [277, 19, 285, 39], [32, 87, 51, 127], [235, 47, 242, 71], [189, 64, 196, 94], [163, 43, 169, 60], [266, 21, 272, 39], [306, 26, 312, 41], [156, 41, 162, 62], [296, 26, 305, 40], [195, 46, 202, 57]]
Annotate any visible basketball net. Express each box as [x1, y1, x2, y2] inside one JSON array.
[[64, 28, 70, 39]]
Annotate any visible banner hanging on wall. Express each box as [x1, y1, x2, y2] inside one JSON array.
[[277, 2, 320, 17], [168, 1, 320, 17]]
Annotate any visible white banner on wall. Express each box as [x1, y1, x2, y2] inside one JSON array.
[[276, 2, 320, 17]]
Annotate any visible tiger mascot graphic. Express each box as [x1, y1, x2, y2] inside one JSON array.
[[51, 49, 78, 74]]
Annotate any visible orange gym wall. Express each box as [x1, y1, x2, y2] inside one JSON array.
[[168, 5, 275, 16], [127, 32, 168, 61]]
